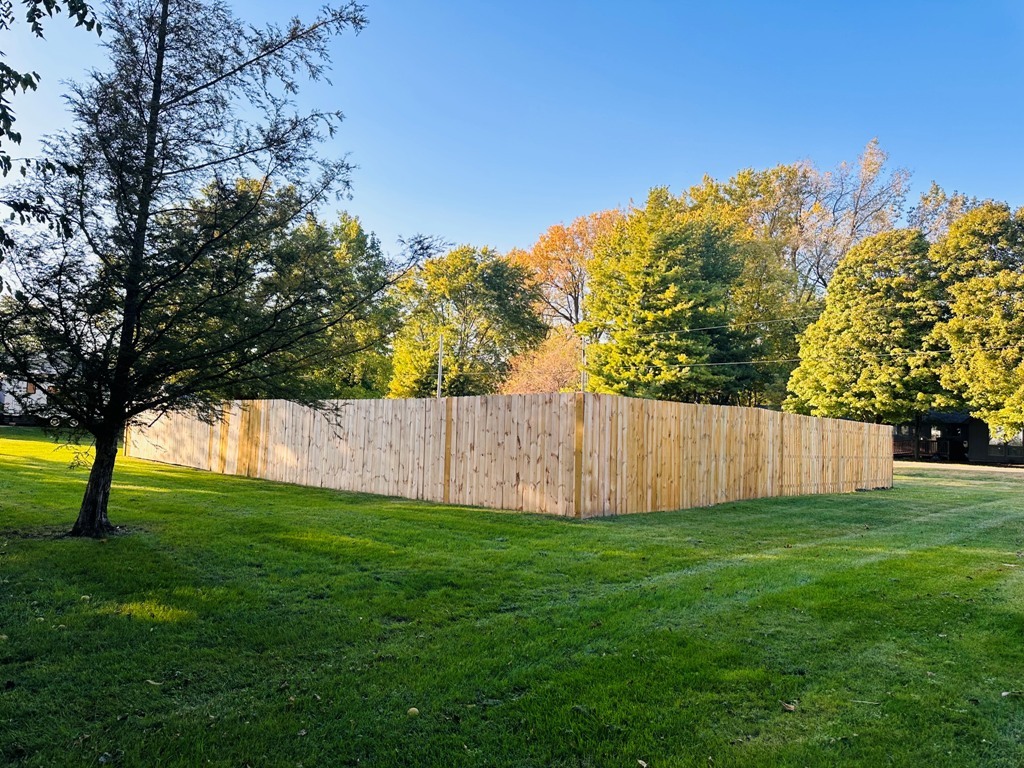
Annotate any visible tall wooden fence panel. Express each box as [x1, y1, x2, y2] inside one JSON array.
[[578, 394, 892, 516], [126, 394, 893, 518]]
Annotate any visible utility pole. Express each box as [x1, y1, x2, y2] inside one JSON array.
[[436, 333, 444, 399], [581, 335, 587, 393], [578, 286, 587, 393]]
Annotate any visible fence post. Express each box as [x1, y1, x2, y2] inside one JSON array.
[[442, 397, 453, 503], [573, 392, 585, 519], [215, 405, 232, 475], [238, 401, 260, 478]]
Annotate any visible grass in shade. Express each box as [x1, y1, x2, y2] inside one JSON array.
[[2, 427, 1024, 767]]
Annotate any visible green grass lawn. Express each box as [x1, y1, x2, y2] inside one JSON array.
[[2, 428, 1024, 767]]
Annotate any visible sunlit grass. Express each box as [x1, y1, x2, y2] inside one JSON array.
[[103, 600, 196, 623], [2, 427, 1024, 766]]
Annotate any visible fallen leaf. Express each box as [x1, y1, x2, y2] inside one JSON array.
[[637, 761, 648, 768], [780, 701, 796, 711], [297, 729, 307, 737], [145, 679, 162, 686]]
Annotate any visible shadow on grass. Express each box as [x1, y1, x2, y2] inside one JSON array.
[[5, 430, 1024, 767]]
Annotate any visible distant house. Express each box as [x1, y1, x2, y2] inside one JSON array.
[[0, 377, 48, 425], [893, 411, 1024, 464], [0, 376, 79, 427]]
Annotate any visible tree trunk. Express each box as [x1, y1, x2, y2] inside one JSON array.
[[70, 431, 121, 537], [70, 1, 169, 540]]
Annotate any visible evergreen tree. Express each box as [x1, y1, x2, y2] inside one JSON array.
[[582, 188, 755, 403]]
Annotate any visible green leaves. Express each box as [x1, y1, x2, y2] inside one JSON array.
[[785, 229, 948, 423], [582, 189, 755, 403], [786, 203, 1024, 435], [388, 247, 547, 397], [0, 1, 101, 253], [932, 205, 1024, 436]]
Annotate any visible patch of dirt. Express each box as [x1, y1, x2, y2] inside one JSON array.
[[2, 525, 143, 540], [2, 527, 73, 540]]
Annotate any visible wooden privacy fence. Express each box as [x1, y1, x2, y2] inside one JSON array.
[[125, 393, 893, 518]]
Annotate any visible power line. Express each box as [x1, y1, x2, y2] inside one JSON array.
[[635, 342, 1024, 371], [603, 313, 822, 339], [418, 341, 1024, 381]]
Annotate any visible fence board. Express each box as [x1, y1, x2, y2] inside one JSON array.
[[126, 394, 893, 518]]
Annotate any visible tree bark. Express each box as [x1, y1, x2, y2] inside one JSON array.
[[70, 430, 121, 537]]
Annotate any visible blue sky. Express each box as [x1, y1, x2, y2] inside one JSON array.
[[5, 1, 1023, 255]]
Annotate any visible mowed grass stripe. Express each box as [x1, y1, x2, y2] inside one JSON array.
[[2, 429, 1024, 767]]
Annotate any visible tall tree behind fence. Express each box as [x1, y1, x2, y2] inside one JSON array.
[[126, 394, 893, 518]]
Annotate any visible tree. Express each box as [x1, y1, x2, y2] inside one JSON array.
[[388, 246, 547, 398], [686, 163, 816, 300], [500, 327, 581, 394], [686, 141, 910, 298], [930, 204, 1024, 435], [581, 188, 756, 403], [509, 210, 621, 327], [0, 0, 385, 537], [727, 238, 807, 405], [681, 143, 909, 404], [785, 229, 950, 424], [685, 167, 816, 405], [0, 0, 101, 256], [929, 202, 1022, 286], [299, 213, 398, 399], [799, 139, 910, 292], [908, 181, 978, 242]]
